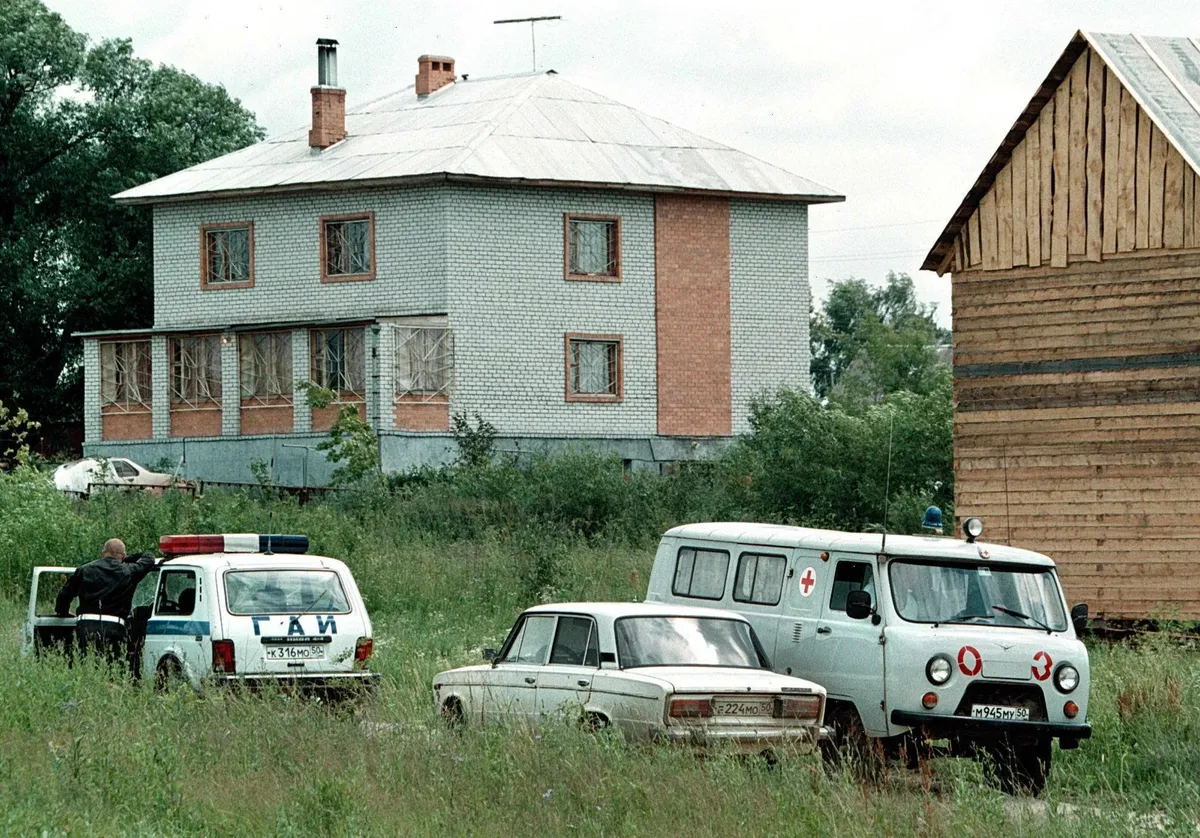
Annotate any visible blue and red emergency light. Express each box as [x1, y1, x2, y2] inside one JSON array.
[[158, 534, 309, 556]]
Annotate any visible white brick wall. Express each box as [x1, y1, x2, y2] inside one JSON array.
[[152, 188, 447, 329], [445, 185, 657, 437], [290, 329, 311, 433], [729, 200, 810, 434], [83, 340, 101, 443], [151, 336, 170, 439], [220, 333, 239, 435]]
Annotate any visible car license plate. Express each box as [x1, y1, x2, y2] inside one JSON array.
[[712, 699, 772, 716], [265, 645, 325, 661], [970, 704, 1030, 721]]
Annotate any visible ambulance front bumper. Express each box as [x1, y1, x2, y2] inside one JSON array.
[[891, 710, 1091, 742], [214, 671, 381, 696]]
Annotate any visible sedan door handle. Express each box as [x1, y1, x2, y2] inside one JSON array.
[[816, 626, 832, 635], [524, 677, 536, 684], [577, 680, 590, 688]]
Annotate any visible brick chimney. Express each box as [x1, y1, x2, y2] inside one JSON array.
[[309, 38, 346, 149], [416, 55, 456, 97]]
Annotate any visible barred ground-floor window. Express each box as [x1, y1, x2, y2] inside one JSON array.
[[310, 328, 366, 398], [170, 335, 222, 406], [100, 340, 152, 409], [393, 325, 453, 401], [239, 331, 293, 404]]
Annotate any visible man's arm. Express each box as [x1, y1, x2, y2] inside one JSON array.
[[126, 552, 157, 582], [55, 571, 81, 617]]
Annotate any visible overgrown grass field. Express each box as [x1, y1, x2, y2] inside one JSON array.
[[1, 471, 1197, 836]]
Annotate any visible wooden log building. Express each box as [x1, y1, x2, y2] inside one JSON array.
[[924, 31, 1200, 620]]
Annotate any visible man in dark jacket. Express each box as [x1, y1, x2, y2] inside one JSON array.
[[56, 538, 156, 666]]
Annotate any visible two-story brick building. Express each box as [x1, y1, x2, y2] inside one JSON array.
[[80, 42, 842, 485]]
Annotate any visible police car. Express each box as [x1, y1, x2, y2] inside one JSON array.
[[24, 534, 380, 697], [645, 518, 1091, 794], [433, 602, 828, 755]]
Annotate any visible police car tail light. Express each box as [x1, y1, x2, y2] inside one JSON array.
[[774, 695, 821, 721], [159, 534, 309, 556], [212, 639, 236, 673], [354, 637, 373, 668], [668, 697, 712, 719]]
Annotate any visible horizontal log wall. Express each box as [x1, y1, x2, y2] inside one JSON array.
[[948, 47, 1200, 274], [953, 253, 1200, 620]]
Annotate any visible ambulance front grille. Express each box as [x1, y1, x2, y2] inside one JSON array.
[[792, 623, 803, 643]]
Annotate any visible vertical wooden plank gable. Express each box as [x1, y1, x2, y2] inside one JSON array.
[[1027, 115, 1042, 266], [1148, 122, 1166, 249], [1085, 49, 1104, 261], [1040, 97, 1055, 263], [1164, 143, 1185, 249], [1185, 165, 1195, 249], [1051, 78, 1071, 267], [1067, 53, 1088, 257], [1012, 139, 1028, 266], [1102, 66, 1120, 255], [996, 162, 1014, 269], [968, 207, 982, 266], [1118, 87, 1137, 252], [1136, 108, 1151, 249], [980, 189, 999, 270]]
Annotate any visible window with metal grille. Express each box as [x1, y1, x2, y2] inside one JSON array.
[[310, 328, 365, 396], [100, 340, 152, 407], [566, 216, 620, 279], [239, 332, 293, 403], [566, 335, 622, 401], [202, 223, 253, 287], [321, 213, 374, 280], [170, 335, 222, 406], [393, 326, 453, 399]]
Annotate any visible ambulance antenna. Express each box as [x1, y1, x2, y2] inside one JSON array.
[[880, 413, 895, 554], [1002, 445, 1012, 546]]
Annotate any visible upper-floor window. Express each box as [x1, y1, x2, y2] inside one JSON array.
[[170, 335, 222, 406], [393, 325, 453, 400], [321, 212, 375, 282], [311, 328, 365, 398], [565, 215, 620, 281], [565, 333, 622, 402], [239, 332, 293, 404], [100, 340, 151, 408], [201, 222, 254, 289]]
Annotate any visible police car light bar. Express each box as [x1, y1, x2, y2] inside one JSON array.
[[158, 534, 309, 556]]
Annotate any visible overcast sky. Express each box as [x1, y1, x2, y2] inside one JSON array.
[[44, 0, 1200, 327]]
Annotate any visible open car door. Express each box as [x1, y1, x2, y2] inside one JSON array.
[[23, 567, 77, 658]]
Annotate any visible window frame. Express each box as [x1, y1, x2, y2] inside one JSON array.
[[154, 569, 198, 617], [309, 327, 366, 399], [319, 211, 376, 283], [827, 560, 876, 614], [564, 333, 623, 403], [238, 330, 294, 405], [99, 339, 152, 409], [563, 213, 621, 282], [200, 221, 255, 290], [671, 546, 731, 601], [169, 334, 223, 407], [548, 614, 601, 668], [732, 551, 788, 606], [393, 324, 453, 401], [498, 614, 557, 665]]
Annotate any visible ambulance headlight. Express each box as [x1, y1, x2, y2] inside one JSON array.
[[1054, 663, 1079, 694], [926, 655, 952, 685]]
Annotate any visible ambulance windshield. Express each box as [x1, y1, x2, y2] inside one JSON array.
[[888, 561, 1067, 631], [224, 570, 351, 615]]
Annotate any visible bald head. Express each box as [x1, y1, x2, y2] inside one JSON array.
[[102, 538, 127, 560]]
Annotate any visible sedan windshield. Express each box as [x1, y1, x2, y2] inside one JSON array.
[[615, 616, 763, 669], [889, 560, 1067, 631], [224, 570, 350, 615]]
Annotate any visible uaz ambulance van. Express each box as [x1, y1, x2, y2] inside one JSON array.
[[24, 534, 380, 697], [645, 519, 1090, 794]]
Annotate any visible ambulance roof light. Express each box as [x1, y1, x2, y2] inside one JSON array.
[[158, 534, 309, 556]]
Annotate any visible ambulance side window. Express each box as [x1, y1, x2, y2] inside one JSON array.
[[672, 547, 730, 600], [733, 553, 787, 605], [828, 561, 875, 613], [156, 570, 197, 617]]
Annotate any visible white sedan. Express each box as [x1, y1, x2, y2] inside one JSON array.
[[433, 602, 828, 754], [52, 457, 189, 495]]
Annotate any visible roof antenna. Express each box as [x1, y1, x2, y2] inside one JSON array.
[[494, 15, 561, 72], [880, 413, 895, 555]]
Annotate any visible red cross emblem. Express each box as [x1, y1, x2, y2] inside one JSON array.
[[799, 567, 817, 597]]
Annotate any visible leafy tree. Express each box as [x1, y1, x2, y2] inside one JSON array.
[[810, 272, 950, 406], [0, 0, 264, 424]]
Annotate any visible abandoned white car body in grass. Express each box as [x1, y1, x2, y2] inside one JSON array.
[[52, 457, 188, 495], [433, 602, 827, 754]]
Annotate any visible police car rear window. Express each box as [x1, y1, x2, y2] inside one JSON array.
[[223, 570, 351, 615]]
